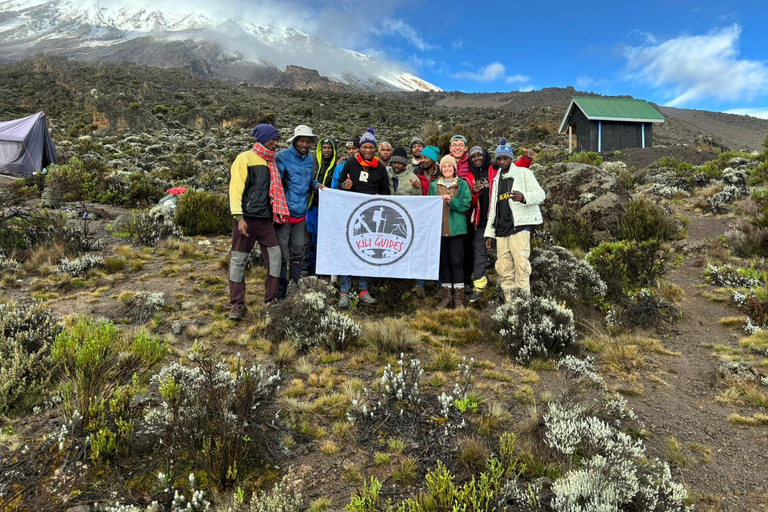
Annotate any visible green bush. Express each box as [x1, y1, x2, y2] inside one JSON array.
[[45, 157, 101, 202], [51, 317, 166, 427], [656, 156, 693, 174], [568, 151, 603, 166], [0, 301, 62, 414], [97, 172, 166, 207], [175, 189, 231, 236], [587, 239, 671, 298], [548, 205, 595, 251], [617, 198, 686, 242]]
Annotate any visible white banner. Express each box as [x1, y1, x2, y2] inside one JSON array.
[[316, 188, 443, 280]]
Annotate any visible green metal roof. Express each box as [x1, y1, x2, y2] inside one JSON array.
[[558, 96, 665, 133]]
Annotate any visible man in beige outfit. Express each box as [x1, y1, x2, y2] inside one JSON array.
[[484, 140, 546, 301]]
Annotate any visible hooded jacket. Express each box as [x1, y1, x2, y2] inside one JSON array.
[[310, 139, 337, 207], [428, 176, 472, 236], [275, 143, 314, 218]]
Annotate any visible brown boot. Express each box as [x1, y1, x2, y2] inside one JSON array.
[[453, 287, 465, 308], [437, 286, 453, 309]]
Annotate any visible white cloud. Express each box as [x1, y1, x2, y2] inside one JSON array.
[[452, 62, 507, 82], [506, 74, 530, 84], [374, 18, 436, 51], [725, 108, 768, 119], [452, 38, 463, 49], [623, 24, 768, 106]]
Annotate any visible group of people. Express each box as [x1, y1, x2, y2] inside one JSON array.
[[227, 123, 546, 320]]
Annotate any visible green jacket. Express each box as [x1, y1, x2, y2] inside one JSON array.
[[428, 177, 471, 236]]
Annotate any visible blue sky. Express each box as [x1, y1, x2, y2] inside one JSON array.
[[286, 0, 768, 117]]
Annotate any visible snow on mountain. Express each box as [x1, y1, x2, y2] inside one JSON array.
[[0, 0, 442, 92]]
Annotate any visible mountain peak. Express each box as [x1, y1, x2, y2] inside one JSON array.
[[0, 0, 441, 92]]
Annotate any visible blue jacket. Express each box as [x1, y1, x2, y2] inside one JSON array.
[[330, 160, 347, 190], [276, 145, 314, 218]]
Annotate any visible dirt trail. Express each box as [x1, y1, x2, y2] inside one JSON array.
[[626, 209, 768, 510]]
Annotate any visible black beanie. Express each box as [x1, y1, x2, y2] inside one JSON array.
[[390, 147, 408, 165]]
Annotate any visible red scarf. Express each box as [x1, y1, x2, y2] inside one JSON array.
[[356, 153, 380, 168], [252, 143, 290, 224]]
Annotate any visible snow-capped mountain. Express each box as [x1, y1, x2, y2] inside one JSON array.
[[0, 0, 441, 92]]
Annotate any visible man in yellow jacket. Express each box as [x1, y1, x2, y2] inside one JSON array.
[[228, 124, 286, 320]]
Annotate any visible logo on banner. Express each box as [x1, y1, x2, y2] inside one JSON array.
[[347, 198, 414, 265]]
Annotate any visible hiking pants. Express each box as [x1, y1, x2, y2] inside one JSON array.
[[229, 218, 280, 305], [440, 235, 464, 288], [275, 220, 306, 299], [495, 230, 531, 300]]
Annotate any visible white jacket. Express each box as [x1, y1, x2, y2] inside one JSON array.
[[484, 163, 545, 238]]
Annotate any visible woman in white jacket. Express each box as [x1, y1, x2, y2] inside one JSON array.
[[484, 141, 546, 301]]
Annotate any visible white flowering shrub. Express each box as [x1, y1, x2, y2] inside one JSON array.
[[269, 277, 360, 351], [492, 289, 576, 365], [647, 183, 690, 198], [708, 184, 747, 213], [249, 471, 304, 512], [145, 346, 283, 486], [135, 291, 165, 324], [704, 264, 762, 289], [55, 254, 104, 276], [347, 356, 474, 471], [530, 246, 606, 305], [543, 357, 690, 512], [116, 212, 183, 247], [0, 300, 61, 413], [99, 473, 209, 512], [601, 161, 627, 173], [0, 251, 21, 274]]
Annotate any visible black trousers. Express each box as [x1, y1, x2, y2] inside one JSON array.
[[440, 235, 465, 286]]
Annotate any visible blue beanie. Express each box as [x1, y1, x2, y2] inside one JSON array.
[[252, 124, 280, 144], [359, 128, 377, 147], [420, 145, 440, 164], [494, 137, 515, 159]]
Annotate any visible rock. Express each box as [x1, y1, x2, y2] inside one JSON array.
[[534, 162, 631, 235], [717, 361, 758, 384], [66, 506, 90, 512]]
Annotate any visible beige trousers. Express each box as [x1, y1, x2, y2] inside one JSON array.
[[495, 230, 531, 301]]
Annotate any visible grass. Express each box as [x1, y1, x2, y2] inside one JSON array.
[[739, 331, 768, 356], [719, 316, 749, 327], [308, 498, 333, 512], [320, 440, 339, 455], [374, 452, 390, 465], [663, 437, 687, 466], [727, 413, 768, 426], [581, 334, 679, 375], [716, 383, 768, 408], [392, 457, 418, 484], [427, 345, 461, 371]]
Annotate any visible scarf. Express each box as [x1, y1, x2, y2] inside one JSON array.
[[252, 143, 290, 224], [356, 153, 380, 168]]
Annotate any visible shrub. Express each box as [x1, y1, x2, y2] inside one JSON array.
[[51, 317, 166, 427], [617, 198, 686, 242], [249, 471, 304, 512], [45, 157, 101, 202], [175, 190, 231, 236], [543, 357, 691, 512], [569, 152, 603, 167], [587, 239, 671, 298], [547, 205, 595, 251], [491, 289, 576, 365], [268, 277, 360, 351], [55, 254, 104, 276], [362, 317, 419, 354], [0, 252, 22, 274], [704, 264, 763, 289], [146, 346, 283, 486], [530, 245, 606, 305], [0, 301, 62, 413], [606, 289, 680, 329], [98, 172, 166, 207], [723, 220, 768, 258], [115, 212, 183, 247]]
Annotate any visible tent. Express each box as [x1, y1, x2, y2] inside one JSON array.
[[0, 112, 57, 176]]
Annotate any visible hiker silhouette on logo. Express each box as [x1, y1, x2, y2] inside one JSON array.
[[372, 207, 386, 233]]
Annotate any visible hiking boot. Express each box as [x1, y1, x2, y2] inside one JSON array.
[[229, 303, 247, 321], [359, 291, 378, 305], [437, 287, 453, 309], [339, 294, 350, 310], [469, 291, 483, 303], [454, 287, 465, 308]]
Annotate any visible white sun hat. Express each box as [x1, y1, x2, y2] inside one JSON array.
[[287, 124, 319, 143]]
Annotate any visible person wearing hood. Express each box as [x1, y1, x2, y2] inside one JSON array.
[[227, 124, 285, 320], [407, 137, 425, 174], [388, 147, 422, 196], [428, 154, 472, 309], [484, 140, 545, 302], [336, 128, 390, 309], [415, 145, 440, 195], [303, 138, 337, 275], [275, 124, 318, 299]]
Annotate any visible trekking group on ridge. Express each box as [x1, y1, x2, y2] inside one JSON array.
[[227, 123, 546, 321]]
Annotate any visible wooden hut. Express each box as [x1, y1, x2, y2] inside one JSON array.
[[558, 97, 665, 153]]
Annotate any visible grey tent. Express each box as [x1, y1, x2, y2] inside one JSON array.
[[0, 112, 57, 176]]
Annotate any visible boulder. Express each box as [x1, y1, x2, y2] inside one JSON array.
[[533, 162, 631, 237]]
